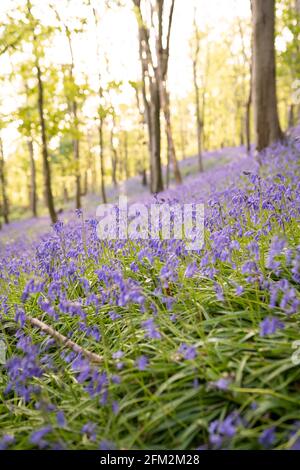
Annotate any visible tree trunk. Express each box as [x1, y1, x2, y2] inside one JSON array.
[[133, 0, 164, 193], [51, 8, 81, 210], [98, 117, 107, 204], [159, 82, 182, 184], [110, 119, 118, 187], [63, 185, 69, 204], [81, 170, 88, 196], [288, 104, 295, 128], [87, 131, 96, 193], [72, 101, 81, 210], [28, 2, 57, 224], [142, 75, 163, 193], [156, 0, 182, 184], [178, 103, 186, 160], [0, 138, 9, 224], [240, 119, 245, 146], [27, 138, 37, 217], [252, 0, 283, 151], [141, 168, 147, 186], [123, 130, 129, 180], [192, 9, 204, 172], [245, 84, 252, 153], [149, 81, 164, 193], [193, 59, 204, 172], [36, 62, 57, 223], [294, 0, 300, 124]]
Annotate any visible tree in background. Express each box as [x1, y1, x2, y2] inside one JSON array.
[[16, 75, 38, 218], [0, 0, 299, 223], [130, 79, 148, 187], [191, 9, 207, 172], [252, 0, 283, 151], [51, 5, 85, 210], [278, 0, 300, 127], [132, 0, 163, 193], [132, 0, 183, 191], [155, 0, 182, 185], [92, 4, 108, 203], [26, 0, 57, 222], [0, 134, 9, 225]]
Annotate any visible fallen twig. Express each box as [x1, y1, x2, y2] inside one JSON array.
[[26, 315, 103, 364]]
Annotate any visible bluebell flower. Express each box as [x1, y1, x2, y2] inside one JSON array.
[[81, 422, 97, 441], [260, 317, 284, 336], [178, 343, 197, 360], [30, 426, 52, 449], [136, 355, 148, 371], [0, 434, 15, 450], [259, 427, 276, 448], [56, 411, 66, 428]]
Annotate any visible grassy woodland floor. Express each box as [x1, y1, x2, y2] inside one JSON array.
[[0, 137, 300, 450]]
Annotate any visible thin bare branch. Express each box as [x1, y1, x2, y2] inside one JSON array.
[[27, 315, 103, 364]]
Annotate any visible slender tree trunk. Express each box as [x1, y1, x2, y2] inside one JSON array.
[[91, 7, 107, 202], [240, 118, 245, 146], [141, 62, 163, 193], [295, 1, 300, 123], [288, 104, 295, 128], [137, 65, 164, 194], [27, 137, 37, 217], [98, 115, 107, 204], [246, 38, 252, 153], [178, 102, 186, 160], [36, 62, 57, 223], [72, 101, 81, 210], [63, 183, 69, 204], [166, 152, 170, 189], [192, 9, 204, 172], [123, 130, 129, 180], [149, 81, 163, 193], [110, 120, 118, 188], [51, 8, 81, 210], [142, 58, 163, 192], [133, 0, 164, 193], [245, 84, 252, 153], [156, 0, 182, 184], [110, 140, 118, 188], [201, 51, 209, 153], [0, 138, 9, 224], [193, 59, 204, 172], [159, 83, 182, 184], [237, 15, 252, 153], [29, 4, 57, 224], [87, 131, 96, 193], [252, 0, 283, 151], [142, 168, 147, 186], [80, 170, 88, 196]]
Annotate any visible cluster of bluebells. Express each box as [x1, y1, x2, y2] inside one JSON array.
[[0, 136, 299, 449]]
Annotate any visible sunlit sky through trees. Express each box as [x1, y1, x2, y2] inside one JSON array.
[[0, 0, 253, 150], [0, 0, 293, 156]]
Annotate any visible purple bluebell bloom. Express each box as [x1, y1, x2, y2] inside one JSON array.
[[178, 343, 197, 360], [259, 427, 276, 448], [30, 426, 52, 449], [260, 317, 284, 336], [136, 355, 149, 371]]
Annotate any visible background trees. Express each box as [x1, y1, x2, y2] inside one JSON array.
[[252, 0, 283, 151], [0, 0, 298, 225]]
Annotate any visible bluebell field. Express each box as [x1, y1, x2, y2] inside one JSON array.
[[0, 135, 300, 450]]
